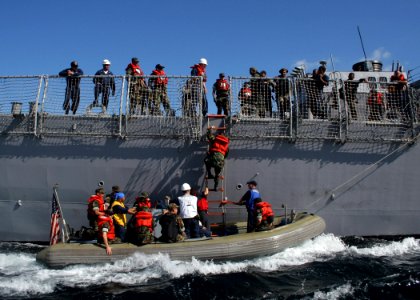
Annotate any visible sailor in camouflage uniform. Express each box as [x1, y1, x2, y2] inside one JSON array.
[[204, 128, 229, 190]]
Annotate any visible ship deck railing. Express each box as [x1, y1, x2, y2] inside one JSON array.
[[0, 75, 418, 143]]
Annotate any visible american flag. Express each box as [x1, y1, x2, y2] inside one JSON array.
[[49, 192, 61, 245]]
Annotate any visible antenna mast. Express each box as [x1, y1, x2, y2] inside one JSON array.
[[357, 26, 368, 61]]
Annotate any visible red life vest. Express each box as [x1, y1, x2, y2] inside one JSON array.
[[368, 91, 383, 105], [127, 63, 144, 76], [97, 215, 115, 240], [134, 211, 153, 232], [391, 74, 406, 82], [191, 64, 207, 82], [87, 195, 104, 217], [151, 69, 168, 86], [240, 87, 252, 98], [209, 135, 229, 156], [255, 202, 274, 221], [197, 197, 209, 211], [135, 197, 152, 208], [215, 79, 230, 91]]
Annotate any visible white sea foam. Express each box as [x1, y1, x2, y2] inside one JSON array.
[[312, 282, 355, 300], [0, 235, 419, 297], [347, 237, 420, 257]]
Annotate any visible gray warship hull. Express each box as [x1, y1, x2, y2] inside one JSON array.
[[0, 73, 419, 241]]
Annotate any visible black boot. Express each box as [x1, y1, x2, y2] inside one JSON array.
[[213, 179, 219, 191]]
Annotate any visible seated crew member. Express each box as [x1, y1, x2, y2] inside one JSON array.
[[253, 198, 275, 231], [204, 127, 229, 191], [111, 192, 136, 241], [106, 185, 121, 207], [87, 188, 109, 232], [134, 191, 152, 209], [159, 203, 186, 243], [97, 214, 116, 255], [126, 205, 154, 245]]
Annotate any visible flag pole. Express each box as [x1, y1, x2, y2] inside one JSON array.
[[53, 184, 70, 242]]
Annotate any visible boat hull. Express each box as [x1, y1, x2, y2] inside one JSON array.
[[36, 213, 326, 268]]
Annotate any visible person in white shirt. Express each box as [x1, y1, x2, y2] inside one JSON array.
[[175, 183, 200, 238]]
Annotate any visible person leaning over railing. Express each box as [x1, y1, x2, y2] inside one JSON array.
[[59, 61, 84, 115]]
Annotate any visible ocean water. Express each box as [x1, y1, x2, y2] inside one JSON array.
[[0, 234, 419, 300]]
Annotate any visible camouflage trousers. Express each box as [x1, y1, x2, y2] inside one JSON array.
[[150, 88, 171, 116], [132, 226, 153, 245]]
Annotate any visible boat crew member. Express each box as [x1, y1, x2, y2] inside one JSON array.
[[87, 188, 108, 231], [197, 186, 210, 230], [111, 192, 136, 241], [204, 127, 229, 191], [212, 73, 230, 116], [59, 60, 84, 115], [233, 180, 260, 232], [253, 198, 274, 231], [125, 57, 148, 115], [97, 214, 115, 255], [148, 64, 172, 116], [126, 205, 154, 245], [91, 59, 116, 111], [173, 183, 200, 238], [106, 185, 121, 207], [134, 191, 152, 209], [190, 58, 208, 116], [159, 203, 186, 243]]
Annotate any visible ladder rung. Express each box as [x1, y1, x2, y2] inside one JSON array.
[[207, 126, 226, 131], [205, 175, 224, 180], [208, 200, 225, 204], [207, 114, 226, 119], [208, 212, 225, 216]]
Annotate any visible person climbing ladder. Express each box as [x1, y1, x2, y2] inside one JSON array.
[[204, 124, 229, 191]]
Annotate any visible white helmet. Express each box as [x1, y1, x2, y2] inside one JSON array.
[[181, 183, 191, 191], [102, 59, 111, 65], [199, 58, 208, 65]]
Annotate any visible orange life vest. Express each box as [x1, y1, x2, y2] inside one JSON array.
[[151, 69, 168, 86], [87, 195, 104, 218], [197, 197, 209, 211], [215, 79, 230, 91], [134, 211, 153, 232], [135, 197, 152, 208], [240, 87, 252, 98], [191, 64, 207, 82], [97, 215, 115, 240], [127, 63, 144, 76], [255, 202, 274, 221], [368, 91, 383, 105], [209, 135, 229, 156]]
